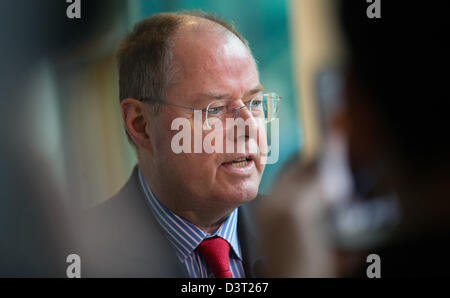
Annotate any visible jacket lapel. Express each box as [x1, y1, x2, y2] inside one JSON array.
[[115, 166, 264, 278], [237, 200, 266, 278]]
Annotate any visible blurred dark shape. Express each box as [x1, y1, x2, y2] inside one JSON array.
[[340, 0, 450, 178], [0, 142, 70, 276], [259, 1, 450, 278], [0, 0, 125, 277], [338, 0, 450, 276], [0, 0, 125, 97]]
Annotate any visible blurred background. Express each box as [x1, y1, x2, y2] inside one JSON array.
[[5, 0, 447, 277], [0, 0, 310, 210]]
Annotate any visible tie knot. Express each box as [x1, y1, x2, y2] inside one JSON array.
[[197, 237, 232, 278]]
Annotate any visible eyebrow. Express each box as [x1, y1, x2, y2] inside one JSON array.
[[195, 85, 265, 101]]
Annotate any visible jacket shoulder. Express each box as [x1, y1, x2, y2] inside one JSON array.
[[77, 167, 184, 277]]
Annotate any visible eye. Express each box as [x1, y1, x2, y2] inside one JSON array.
[[248, 99, 263, 108], [206, 106, 225, 115]]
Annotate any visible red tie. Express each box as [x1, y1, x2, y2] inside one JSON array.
[[197, 237, 233, 278]]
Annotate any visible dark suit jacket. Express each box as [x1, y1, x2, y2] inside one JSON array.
[[78, 166, 265, 277]]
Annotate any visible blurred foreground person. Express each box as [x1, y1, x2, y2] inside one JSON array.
[[0, 0, 122, 276], [258, 1, 450, 277]]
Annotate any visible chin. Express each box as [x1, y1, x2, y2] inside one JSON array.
[[218, 182, 259, 206]]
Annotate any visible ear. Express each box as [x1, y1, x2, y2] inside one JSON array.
[[120, 98, 152, 152]]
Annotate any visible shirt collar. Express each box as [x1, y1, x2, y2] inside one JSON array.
[[138, 168, 242, 263]]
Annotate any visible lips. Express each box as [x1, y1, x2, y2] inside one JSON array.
[[222, 154, 256, 166], [228, 156, 250, 168], [220, 154, 257, 176]]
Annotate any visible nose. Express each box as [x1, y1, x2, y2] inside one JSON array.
[[232, 105, 249, 119], [232, 104, 255, 124], [232, 104, 258, 139]]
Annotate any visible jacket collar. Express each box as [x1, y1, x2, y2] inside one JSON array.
[[125, 165, 266, 277]]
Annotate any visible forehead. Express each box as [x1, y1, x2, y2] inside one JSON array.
[[168, 22, 259, 101]]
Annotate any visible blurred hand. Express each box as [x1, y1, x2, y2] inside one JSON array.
[[257, 160, 338, 277]]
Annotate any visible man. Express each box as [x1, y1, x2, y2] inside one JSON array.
[[79, 11, 276, 277]]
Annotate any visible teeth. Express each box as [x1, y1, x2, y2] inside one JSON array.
[[235, 157, 247, 162], [231, 160, 248, 168]]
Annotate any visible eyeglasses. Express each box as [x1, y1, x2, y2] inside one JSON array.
[[144, 92, 281, 128]]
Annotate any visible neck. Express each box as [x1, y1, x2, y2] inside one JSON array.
[[138, 160, 235, 234]]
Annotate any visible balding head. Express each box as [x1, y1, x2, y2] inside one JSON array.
[[117, 10, 250, 103], [170, 16, 256, 89], [117, 11, 253, 145]]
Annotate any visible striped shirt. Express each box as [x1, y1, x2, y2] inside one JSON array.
[[138, 169, 245, 278]]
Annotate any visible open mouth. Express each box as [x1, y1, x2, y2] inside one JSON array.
[[229, 156, 251, 168], [222, 155, 255, 169]]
